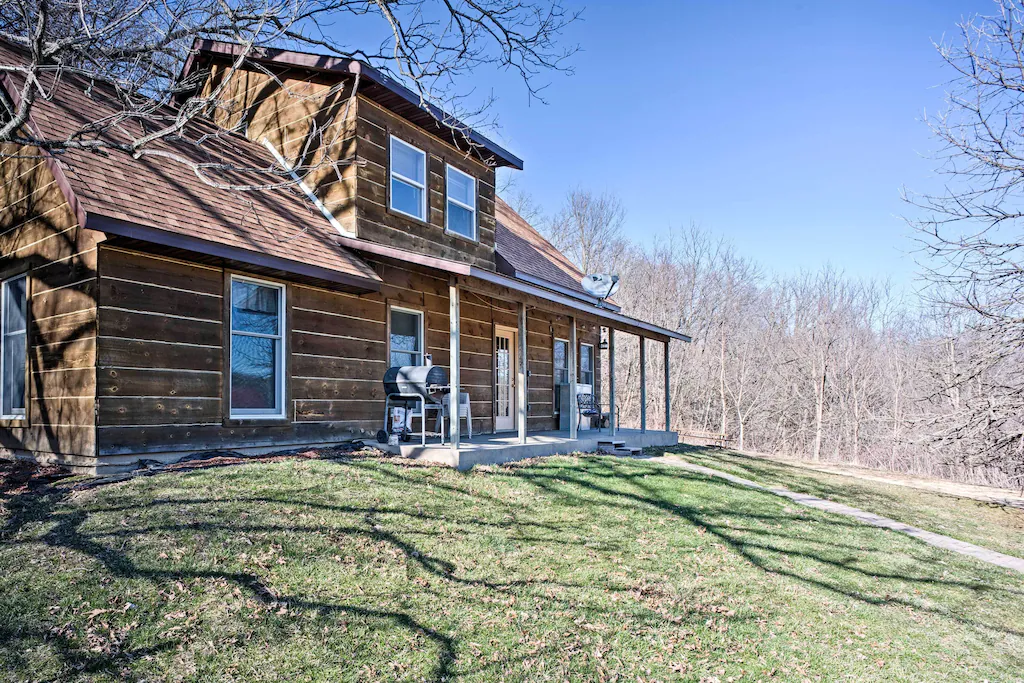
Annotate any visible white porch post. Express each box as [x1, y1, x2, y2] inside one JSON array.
[[639, 335, 647, 433], [664, 339, 671, 432], [569, 316, 578, 440], [449, 277, 460, 453], [608, 328, 616, 435], [517, 302, 528, 444]]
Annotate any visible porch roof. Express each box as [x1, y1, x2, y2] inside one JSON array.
[[335, 235, 691, 342]]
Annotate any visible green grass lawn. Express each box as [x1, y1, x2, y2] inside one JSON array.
[[2, 454, 1023, 682], [663, 446, 1024, 561]]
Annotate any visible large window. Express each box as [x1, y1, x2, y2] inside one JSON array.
[[389, 307, 423, 367], [580, 343, 594, 387], [390, 136, 427, 221], [445, 165, 476, 239], [1, 274, 27, 418], [553, 338, 568, 414], [230, 276, 285, 418]]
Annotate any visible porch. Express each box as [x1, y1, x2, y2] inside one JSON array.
[[383, 428, 679, 470]]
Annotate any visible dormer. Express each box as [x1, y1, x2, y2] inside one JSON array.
[[180, 41, 523, 271]]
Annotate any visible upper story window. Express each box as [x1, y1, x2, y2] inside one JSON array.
[[390, 136, 427, 221], [445, 165, 476, 240], [580, 343, 594, 387], [230, 276, 286, 418], [1, 274, 27, 418], [389, 306, 423, 367]]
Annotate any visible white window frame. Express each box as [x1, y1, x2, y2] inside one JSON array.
[[580, 343, 595, 387], [229, 274, 287, 419], [388, 305, 424, 368], [445, 164, 477, 240], [389, 135, 428, 221], [553, 337, 569, 415], [1, 273, 27, 419]]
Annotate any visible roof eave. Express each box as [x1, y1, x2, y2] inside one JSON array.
[[89, 214, 383, 293]]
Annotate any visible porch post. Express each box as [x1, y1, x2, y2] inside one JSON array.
[[449, 277, 460, 453], [569, 316, 578, 440], [664, 339, 671, 432], [608, 328, 616, 435], [517, 302, 528, 444], [639, 335, 647, 433]]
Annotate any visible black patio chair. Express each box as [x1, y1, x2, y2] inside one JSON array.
[[577, 392, 602, 433]]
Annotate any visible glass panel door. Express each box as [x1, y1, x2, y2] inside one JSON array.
[[494, 329, 516, 431]]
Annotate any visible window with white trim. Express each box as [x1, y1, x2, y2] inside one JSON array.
[[580, 343, 594, 387], [389, 307, 423, 367], [1, 274, 27, 418], [390, 136, 427, 221], [445, 164, 476, 239], [553, 338, 568, 414], [230, 276, 285, 417]]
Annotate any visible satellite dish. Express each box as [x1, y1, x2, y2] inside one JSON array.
[[581, 273, 620, 304]]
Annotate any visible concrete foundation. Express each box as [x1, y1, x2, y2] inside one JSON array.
[[387, 428, 679, 470]]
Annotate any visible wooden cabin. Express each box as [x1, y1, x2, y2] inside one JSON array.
[[0, 40, 688, 473]]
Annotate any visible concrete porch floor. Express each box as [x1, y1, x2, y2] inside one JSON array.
[[382, 428, 679, 470]]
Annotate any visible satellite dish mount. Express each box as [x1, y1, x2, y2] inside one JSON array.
[[581, 273, 620, 307]]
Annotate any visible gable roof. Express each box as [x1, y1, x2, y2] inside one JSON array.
[[494, 198, 618, 310], [0, 40, 381, 291], [181, 40, 523, 170]]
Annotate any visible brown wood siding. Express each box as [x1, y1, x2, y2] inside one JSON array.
[[91, 245, 612, 460], [0, 144, 99, 461], [200, 60, 499, 267], [201, 61, 359, 234], [95, 247, 225, 449], [93, 250, 508, 456], [355, 97, 497, 269]]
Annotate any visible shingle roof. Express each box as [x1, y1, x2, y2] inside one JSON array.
[[495, 197, 604, 304], [0, 41, 380, 288]]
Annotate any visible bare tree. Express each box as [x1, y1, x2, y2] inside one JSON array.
[[904, 0, 1024, 484], [546, 188, 627, 273], [498, 174, 546, 225], [0, 0, 577, 186]]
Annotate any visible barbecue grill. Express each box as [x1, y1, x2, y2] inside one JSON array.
[[377, 365, 450, 445]]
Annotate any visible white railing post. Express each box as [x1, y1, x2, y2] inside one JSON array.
[[608, 328, 616, 436], [639, 335, 647, 433], [569, 316, 578, 440], [449, 277, 460, 453], [517, 302, 528, 444]]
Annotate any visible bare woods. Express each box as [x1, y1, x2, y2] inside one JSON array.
[[607, 226, 1018, 487]]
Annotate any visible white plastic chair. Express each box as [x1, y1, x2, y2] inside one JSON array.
[[436, 392, 472, 443]]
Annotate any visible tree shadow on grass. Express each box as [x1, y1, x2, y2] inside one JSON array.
[[500, 457, 1024, 637], [4, 455, 1022, 681], [0, 468, 464, 681], [0, 459, 698, 681]]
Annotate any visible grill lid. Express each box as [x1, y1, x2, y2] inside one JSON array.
[[383, 365, 449, 402]]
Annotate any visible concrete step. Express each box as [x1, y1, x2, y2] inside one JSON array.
[[614, 447, 643, 456], [596, 439, 626, 455]]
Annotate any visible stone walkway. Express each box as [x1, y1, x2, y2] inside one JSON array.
[[735, 452, 1024, 509], [646, 456, 1024, 575]]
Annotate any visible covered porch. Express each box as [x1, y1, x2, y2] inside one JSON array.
[[386, 428, 680, 470], [386, 269, 686, 469]]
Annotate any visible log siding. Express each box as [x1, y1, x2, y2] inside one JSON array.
[[0, 145, 100, 466]]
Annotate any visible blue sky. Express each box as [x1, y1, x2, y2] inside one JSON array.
[[458, 0, 997, 291]]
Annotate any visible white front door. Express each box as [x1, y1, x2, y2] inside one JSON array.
[[494, 328, 516, 432]]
